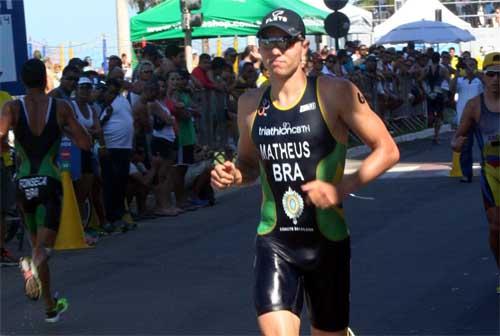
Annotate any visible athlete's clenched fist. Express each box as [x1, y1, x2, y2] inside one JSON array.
[[301, 180, 344, 209], [211, 161, 241, 190]]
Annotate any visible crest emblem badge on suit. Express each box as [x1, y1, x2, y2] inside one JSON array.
[[282, 186, 304, 225]]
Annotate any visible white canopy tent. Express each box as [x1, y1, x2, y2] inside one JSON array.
[[303, 0, 373, 34], [373, 0, 472, 41]]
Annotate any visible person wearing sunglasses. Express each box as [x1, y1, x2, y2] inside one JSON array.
[[130, 61, 155, 108], [48, 65, 80, 101], [211, 8, 399, 336], [452, 52, 500, 274]]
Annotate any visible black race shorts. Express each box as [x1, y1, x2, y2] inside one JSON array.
[[254, 235, 350, 332]]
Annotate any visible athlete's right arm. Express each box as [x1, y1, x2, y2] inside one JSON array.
[[234, 90, 261, 184], [211, 89, 261, 189], [451, 96, 480, 152], [57, 100, 92, 151]]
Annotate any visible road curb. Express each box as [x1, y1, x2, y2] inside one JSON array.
[[347, 125, 452, 159]]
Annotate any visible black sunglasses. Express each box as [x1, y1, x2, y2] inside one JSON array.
[[484, 70, 500, 78], [64, 76, 79, 81], [258, 36, 302, 51]]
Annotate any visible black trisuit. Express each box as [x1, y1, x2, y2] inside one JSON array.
[[15, 98, 62, 234], [251, 77, 350, 332]]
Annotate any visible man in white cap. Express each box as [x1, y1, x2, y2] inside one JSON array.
[[211, 7, 399, 336]]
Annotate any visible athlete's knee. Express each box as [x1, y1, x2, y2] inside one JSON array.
[[258, 311, 300, 336]]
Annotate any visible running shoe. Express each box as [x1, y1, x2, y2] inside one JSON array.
[[45, 297, 69, 323], [0, 247, 18, 267], [102, 222, 116, 234], [19, 256, 41, 301]]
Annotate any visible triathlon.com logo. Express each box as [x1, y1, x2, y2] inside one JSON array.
[[258, 122, 311, 137]]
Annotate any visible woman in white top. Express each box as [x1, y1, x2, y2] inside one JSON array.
[[147, 78, 181, 216], [71, 77, 103, 220]]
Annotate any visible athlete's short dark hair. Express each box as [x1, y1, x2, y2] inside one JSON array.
[[21, 58, 47, 89]]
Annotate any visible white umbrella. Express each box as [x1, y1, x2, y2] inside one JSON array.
[[376, 20, 476, 45]]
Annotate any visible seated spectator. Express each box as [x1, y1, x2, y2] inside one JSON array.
[[184, 146, 217, 207], [127, 149, 161, 219]]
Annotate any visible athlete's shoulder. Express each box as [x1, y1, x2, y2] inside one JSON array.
[[468, 94, 482, 107], [317, 75, 353, 94], [53, 97, 72, 111], [48, 88, 62, 98], [464, 94, 482, 120], [317, 75, 357, 106], [238, 87, 267, 115]]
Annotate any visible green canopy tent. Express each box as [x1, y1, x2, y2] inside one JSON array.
[[130, 0, 330, 42]]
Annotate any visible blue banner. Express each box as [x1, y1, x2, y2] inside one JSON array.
[[0, 0, 28, 96]]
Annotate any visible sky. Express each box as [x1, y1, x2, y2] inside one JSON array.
[[22, 0, 359, 67], [24, 0, 134, 66]]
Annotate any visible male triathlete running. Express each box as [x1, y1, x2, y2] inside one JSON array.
[[452, 52, 500, 271], [211, 8, 399, 336], [0, 59, 91, 322]]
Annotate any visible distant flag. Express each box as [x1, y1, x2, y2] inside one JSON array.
[[216, 36, 222, 57], [102, 35, 108, 73], [27, 37, 33, 59], [68, 42, 74, 60], [59, 44, 65, 66]]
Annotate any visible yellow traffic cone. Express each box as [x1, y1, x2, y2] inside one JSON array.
[[55, 171, 90, 250], [449, 151, 463, 177], [122, 200, 134, 225]]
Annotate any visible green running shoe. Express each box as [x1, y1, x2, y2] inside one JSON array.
[[45, 297, 69, 323]]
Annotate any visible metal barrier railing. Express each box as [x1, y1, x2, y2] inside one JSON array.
[[193, 76, 432, 150], [194, 89, 230, 150]]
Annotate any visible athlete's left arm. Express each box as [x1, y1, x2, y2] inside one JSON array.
[[333, 79, 399, 196], [57, 100, 92, 151]]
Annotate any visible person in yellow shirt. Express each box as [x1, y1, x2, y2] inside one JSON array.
[[0, 89, 16, 266]]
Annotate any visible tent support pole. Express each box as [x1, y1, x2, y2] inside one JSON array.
[[185, 29, 193, 73]]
